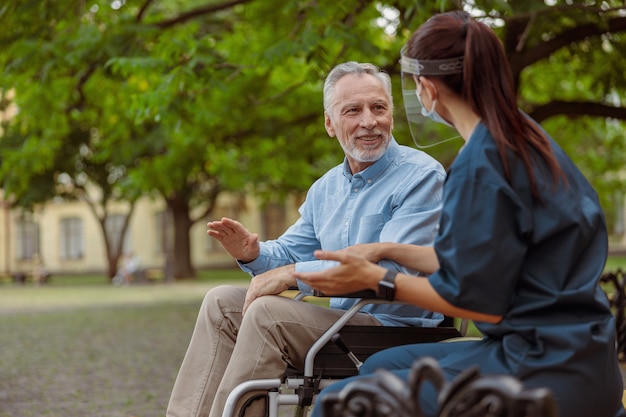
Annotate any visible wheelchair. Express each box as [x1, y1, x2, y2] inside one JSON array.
[[222, 291, 474, 417]]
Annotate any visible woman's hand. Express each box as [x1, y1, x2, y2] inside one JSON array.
[[336, 243, 385, 263], [293, 249, 386, 295]]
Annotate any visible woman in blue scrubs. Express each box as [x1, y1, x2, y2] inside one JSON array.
[[295, 10, 625, 417]]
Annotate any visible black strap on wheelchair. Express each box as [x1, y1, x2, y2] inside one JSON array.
[[298, 375, 321, 407]]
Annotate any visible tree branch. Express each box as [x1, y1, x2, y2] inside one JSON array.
[[190, 182, 221, 224], [136, 0, 155, 22], [515, 12, 536, 52], [511, 16, 626, 73], [152, 0, 254, 29], [529, 100, 626, 123], [502, 5, 626, 23]]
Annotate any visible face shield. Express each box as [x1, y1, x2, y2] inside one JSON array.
[[400, 45, 464, 149]]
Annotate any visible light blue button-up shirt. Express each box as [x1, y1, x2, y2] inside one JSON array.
[[240, 139, 446, 326]]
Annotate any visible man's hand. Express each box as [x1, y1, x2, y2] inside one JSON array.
[[207, 217, 260, 263], [243, 264, 297, 315]]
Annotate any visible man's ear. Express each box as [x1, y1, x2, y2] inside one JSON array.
[[324, 112, 335, 137]]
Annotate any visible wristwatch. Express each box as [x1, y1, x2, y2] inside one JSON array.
[[377, 269, 397, 301]]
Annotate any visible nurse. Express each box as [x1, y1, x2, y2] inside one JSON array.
[[295, 10, 626, 417]]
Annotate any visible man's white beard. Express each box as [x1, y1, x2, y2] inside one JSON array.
[[341, 136, 390, 163]]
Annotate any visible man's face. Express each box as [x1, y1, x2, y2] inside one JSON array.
[[325, 73, 394, 173]]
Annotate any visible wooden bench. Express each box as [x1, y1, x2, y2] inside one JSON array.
[[0, 271, 51, 284], [142, 268, 164, 282]]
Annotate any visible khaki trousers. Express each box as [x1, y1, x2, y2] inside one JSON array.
[[166, 285, 382, 417]]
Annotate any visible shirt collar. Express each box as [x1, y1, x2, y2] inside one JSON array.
[[342, 137, 400, 182]]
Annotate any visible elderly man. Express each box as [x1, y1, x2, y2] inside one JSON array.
[[166, 61, 446, 417]]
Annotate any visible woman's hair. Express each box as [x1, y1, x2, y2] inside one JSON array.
[[406, 11, 563, 198], [323, 62, 393, 116]]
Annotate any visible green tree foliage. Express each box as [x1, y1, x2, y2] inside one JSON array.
[[1, 0, 625, 278]]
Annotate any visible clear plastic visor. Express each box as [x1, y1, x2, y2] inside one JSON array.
[[400, 47, 464, 149]]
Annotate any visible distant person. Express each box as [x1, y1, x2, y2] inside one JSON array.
[[166, 61, 447, 417], [113, 252, 140, 285], [31, 253, 51, 284], [296, 10, 625, 417]]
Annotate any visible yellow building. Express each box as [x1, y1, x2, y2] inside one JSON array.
[[0, 190, 300, 279]]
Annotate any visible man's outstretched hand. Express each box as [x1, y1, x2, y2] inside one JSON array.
[[207, 217, 260, 263]]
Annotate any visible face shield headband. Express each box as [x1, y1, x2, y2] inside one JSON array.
[[400, 45, 464, 149]]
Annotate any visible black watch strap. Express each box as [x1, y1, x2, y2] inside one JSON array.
[[377, 269, 397, 301]]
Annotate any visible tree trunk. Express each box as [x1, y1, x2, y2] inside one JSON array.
[[166, 194, 196, 280], [90, 202, 135, 281]]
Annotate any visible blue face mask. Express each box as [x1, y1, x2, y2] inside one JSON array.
[[415, 89, 453, 128]]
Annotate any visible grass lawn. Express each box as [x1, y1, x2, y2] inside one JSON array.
[[0, 303, 199, 417], [0, 269, 249, 417]]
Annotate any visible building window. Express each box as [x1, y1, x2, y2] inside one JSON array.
[[105, 214, 131, 254], [16, 218, 39, 261], [261, 202, 287, 240], [60, 217, 83, 260]]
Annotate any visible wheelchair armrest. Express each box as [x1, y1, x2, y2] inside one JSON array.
[[290, 288, 377, 301], [313, 289, 378, 298], [291, 288, 470, 337]]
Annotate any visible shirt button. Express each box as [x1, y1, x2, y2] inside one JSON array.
[[353, 188, 359, 192]]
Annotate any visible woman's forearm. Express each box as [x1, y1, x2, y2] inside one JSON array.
[[294, 248, 501, 324], [394, 273, 501, 324], [376, 243, 439, 274]]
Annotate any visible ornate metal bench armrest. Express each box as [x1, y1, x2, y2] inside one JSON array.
[[321, 357, 558, 417]]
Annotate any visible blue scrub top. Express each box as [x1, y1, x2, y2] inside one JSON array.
[[428, 122, 624, 416]]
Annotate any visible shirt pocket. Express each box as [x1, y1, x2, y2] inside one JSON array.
[[355, 213, 385, 244]]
